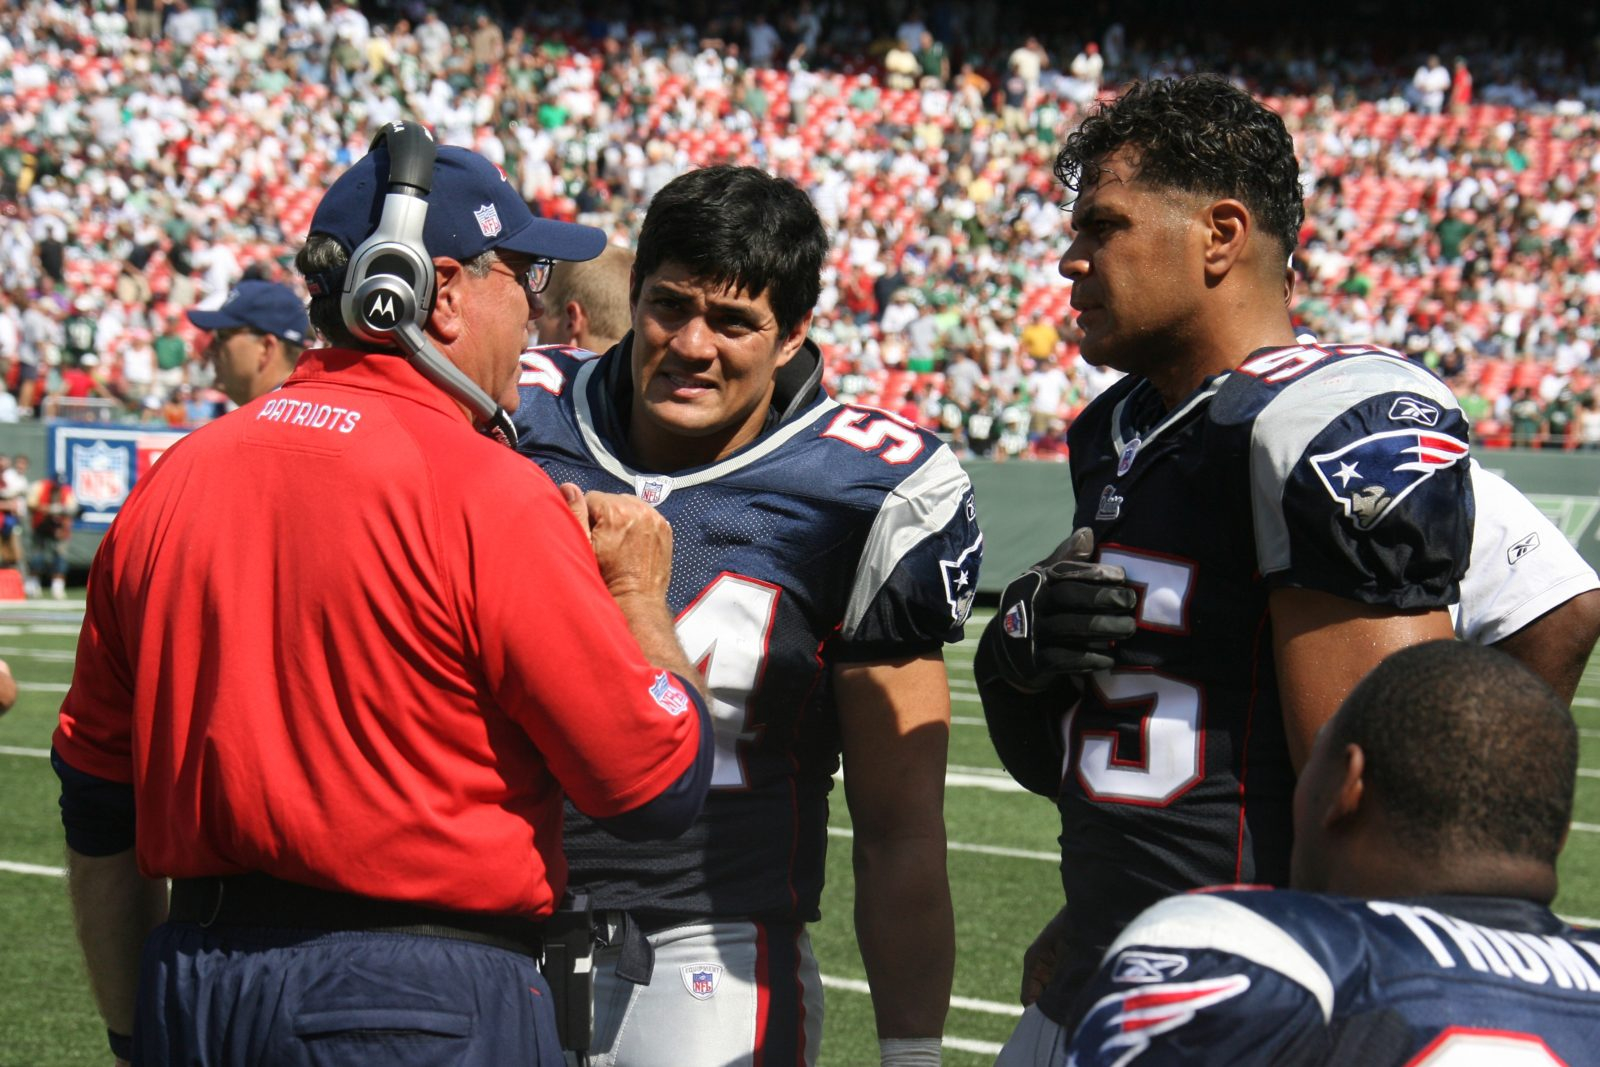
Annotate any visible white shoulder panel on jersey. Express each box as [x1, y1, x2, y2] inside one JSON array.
[[1102, 894, 1337, 1023], [841, 445, 970, 639], [1456, 460, 1600, 645], [570, 359, 842, 488], [1249, 354, 1460, 576]]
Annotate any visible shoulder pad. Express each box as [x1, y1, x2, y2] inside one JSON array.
[[1104, 892, 1339, 1021]]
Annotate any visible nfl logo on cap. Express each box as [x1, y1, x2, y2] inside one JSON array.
[[474, 203, 502, 238]]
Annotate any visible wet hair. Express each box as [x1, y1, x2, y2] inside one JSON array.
[[631, 166, 827, 337], [1054, 74, 1305, 259], [1330, 641, 1576, 865]]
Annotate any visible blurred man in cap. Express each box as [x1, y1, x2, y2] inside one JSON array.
[[185, 278, 310, 406]]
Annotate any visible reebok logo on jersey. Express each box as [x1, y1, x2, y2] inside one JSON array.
[[1111, 950, 1190, 984], [1097, 484, 1123, 521], [649, 671, 691, 717], [1077, 975, 1250, 1067], [1387, 396, 1440, 426], [1508, 532, 1541, 564], [682, 963, 723, 1000], [1309, 429, 1467, 532]]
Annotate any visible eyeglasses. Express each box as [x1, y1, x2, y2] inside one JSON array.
[[494, 256, 554, 298]]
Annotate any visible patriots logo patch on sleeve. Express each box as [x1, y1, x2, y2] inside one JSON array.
[[1074, 975, 1251, 1066], [940, 536, 983, 625], [1309, 429, 1468, 532]]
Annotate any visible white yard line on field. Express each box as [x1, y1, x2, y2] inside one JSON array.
[[820, 973, 1021, 1020], [827, 825, 1057, 863], [0, 859, 64, 877]]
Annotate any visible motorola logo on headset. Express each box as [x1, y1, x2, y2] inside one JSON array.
[[366, 292, 399, 325]]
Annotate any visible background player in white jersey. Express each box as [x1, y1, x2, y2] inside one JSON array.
[[1456, 460, 1600, 703], [513, 166, 981, 1067], [1061, 640, 1599, 1066], [976, 75, 1476, 1060], [1289, 334, 1600, 702]]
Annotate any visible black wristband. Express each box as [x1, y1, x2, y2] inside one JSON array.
[[108, 1028, 133, 1062]]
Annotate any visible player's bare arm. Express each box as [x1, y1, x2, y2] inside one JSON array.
[[1493, 589, 1600, 707], [836, 652, 955, 1043], [1269, 588, 1454, 771]]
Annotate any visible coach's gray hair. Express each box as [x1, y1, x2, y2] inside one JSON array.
[[295, 235, 497, 349]]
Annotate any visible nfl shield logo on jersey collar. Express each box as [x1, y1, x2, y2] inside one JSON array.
[[682, 963, 723, 1000], [1117, 436, 1142, 476], [636, 474, 673, 506]]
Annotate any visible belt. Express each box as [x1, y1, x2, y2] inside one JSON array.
[[169, 873, 544, 958]]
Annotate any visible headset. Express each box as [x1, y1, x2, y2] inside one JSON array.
[[339, 121, 519, 446]]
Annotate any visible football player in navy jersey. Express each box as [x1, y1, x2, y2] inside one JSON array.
[[1060, 640, 1600, 1066], [512, 166, 980, 1067], [976, 75, 1475, 1062]]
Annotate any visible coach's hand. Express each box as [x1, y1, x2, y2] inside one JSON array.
[[992, 527, 1137, 691], [584, 491, 674, 603]]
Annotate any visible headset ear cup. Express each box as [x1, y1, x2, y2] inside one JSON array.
[[340, 238, 434, 343], [351, 275, 417, 338]]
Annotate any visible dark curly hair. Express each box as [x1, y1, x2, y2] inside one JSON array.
[[1055, 74, 1305, 259]]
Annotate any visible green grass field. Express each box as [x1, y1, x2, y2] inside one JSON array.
[[4, 604, 1600, 1064]]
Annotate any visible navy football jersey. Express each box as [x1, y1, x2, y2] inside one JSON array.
[[1040, 344, 1473, 1020], [1068, 889, 1600, 1066], [511, 338, 982, 925]]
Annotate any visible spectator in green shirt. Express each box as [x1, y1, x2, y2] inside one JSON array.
[[1509, 387, 1544, 448], [1456, 383, 1491, 427], [1436, 210, 1474, 262], [916, 31, 949, 84]]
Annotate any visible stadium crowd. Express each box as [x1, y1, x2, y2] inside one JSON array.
[[4, 0, 1600, 453]]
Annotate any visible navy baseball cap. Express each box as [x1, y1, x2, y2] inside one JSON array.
[[186, 280, 310, 345], [307, 144, 606, 280]]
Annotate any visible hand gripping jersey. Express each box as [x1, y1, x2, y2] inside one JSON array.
[[512, 339, 982, 925], [1069, 889, 1600, 1066], [1042, 344, 1473, 1021]]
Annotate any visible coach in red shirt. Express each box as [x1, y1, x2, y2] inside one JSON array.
[[53, 130, 712, 1067]]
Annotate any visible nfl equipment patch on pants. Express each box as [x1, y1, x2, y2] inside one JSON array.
[[133, 922, 564, 1066], [994, 1004, 1070, 1067], [577, 919, 823, 1067]]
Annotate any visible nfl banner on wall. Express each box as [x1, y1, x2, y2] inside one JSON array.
[[50, 424, 189, 527]]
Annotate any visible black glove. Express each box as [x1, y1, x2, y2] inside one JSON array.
[[992, 527, 1138, 690]]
